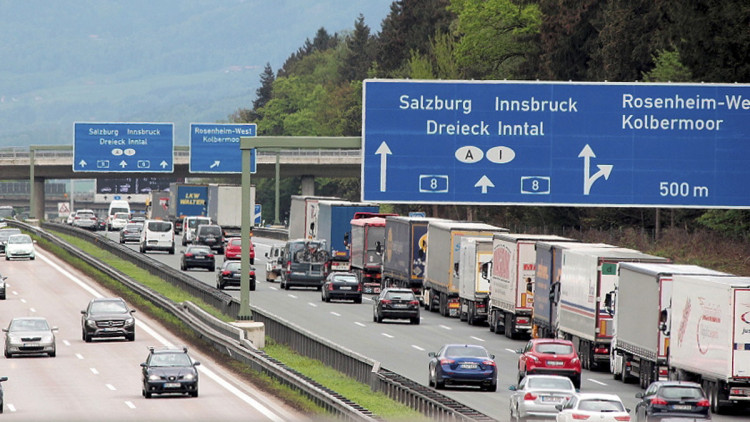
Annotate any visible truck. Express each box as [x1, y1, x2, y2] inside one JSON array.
[[316, 200, 379, 272], [167, 183, 208, 234], [381, 216, 443, 300], [557, 247, 670, 371], [666, 274, 750, 413], [456, 237, 493, 325], [608, 263, 729, 389], [423, 221, 506, 318], [349, 216, 386, 294], [146, 191, 170, 221], [288, 195, 341, 240], [207, 184, 256, 237], [487, 234, 576, 338], [532, 241, 614, 339]]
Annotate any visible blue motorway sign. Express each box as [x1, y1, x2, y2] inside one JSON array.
[[362, 80, 750, 208], [189, 123, 257, 173], [74, 123, 173, 173], [254, 204, 262, 225]]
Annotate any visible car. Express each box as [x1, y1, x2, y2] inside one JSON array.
[[556, 393, 631, 422], [509, 375, 576, 421], [193, 224, 224, 254], [72, 209, 98, 229], [0, 228, 22, 254], [106, 200, 130, 230], [373, 288, 420, 324], [278, 239, 328, 290], [0, 376, 7, 413], [129, 215, 146, 224], [3, 317, 57, 358], [427, 344, 497, 392], [180, 245, 215, 271], [5, 233, 35, 260], [216, 260, 255, 290], [65, 210, 78, 225], [109, 212, 130, 231], [0, 273, 6, 300], [81, 297, 136, 342], [517, 338, 582, 389], [140, 220, 175, 254], [119, 223, 143, 244], [224, 237, 255, 264], [141, 346, 200, 398], [0, 205, 14, 220], [321, 272, 362, 303], [182, 216, 212, 246], [634, 381, 711, 422]]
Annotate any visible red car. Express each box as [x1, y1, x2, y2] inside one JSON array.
[[224, 237, 255, 264], [516, 338, 581, 388]]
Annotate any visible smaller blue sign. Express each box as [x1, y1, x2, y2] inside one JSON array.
[[254, 204, 262, 225], [190, 123, 257, 173], [74, 122, 174, 173], [408, 212, 426, 218]]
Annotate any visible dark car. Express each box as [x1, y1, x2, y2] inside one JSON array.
[[428, 344, 498, 392], [193, 224, 224, 254], [0, 376, 7, 413], [0, 273, 6, 300], [321, 272, 362, 303], [141, 347, 200, 398], [517, 338, 582, 388], [373, 288, 420, 324], [129, 215, 146, 224], [216, 260, 255, 291], [180, 245, 215, 271], [635, 381, 711, 422], [0, 228, 21, 255], [81, 297, 136, 342], [119, 223, 143, 244], [279, 239, 328, 290]]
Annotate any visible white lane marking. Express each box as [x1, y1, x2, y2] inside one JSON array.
[[308, 303, 317, 308], [20, 298, 26, 303], [412, 345, 425, 351], [63, 340, 71, 347], [470, 336, 485, 342], [90, 368, 99, 375], [505, 348, 516, 354], [12, 291, 18, 296], [37, 250, 288, 422], [354, 322, 366, 327], [7, 404, 16, 413], [330, 312, 341, 317], [287, 294, 298, 299], [268, 286, 278, 291], [362, 296, 373, 302], [29, 307, 36, 313], [587, 378, 607, 386], [75, 353, 84, 360], [106, 384, 116, 391], [124, 401, 136, 409], [439, 325, 452, 330], [381, 333, 394, 339]]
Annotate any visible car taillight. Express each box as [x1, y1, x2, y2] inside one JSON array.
[[594, 346, 609, 354], [696, 399, 710, 407], [409, 300, 419, 305], [651, 397, 668, 405], [614, 416, 630, 421], [357, 284, 361, 292], [327, 284, 334, 291], [250, 271, 255, 276], [482, 360, 496, 366], [523, 392, 537, 401], [207, 254, 214, 258], [380, 299, 391, 304], [185, 253, 194, 257], [572, 414, 590, 420], [439, 358, 454, 365], [222, 271, 231, 276], [517, 317, 529, 324]]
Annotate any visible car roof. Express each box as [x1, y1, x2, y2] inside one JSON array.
[[12, 316, 47, 322], [383, 288, 413, 293], [651, 381, 703, 387], [90, 297, 125, 303], [573, 393, 624, 401], [442, 343, 487, 349], [530, 338, 574, 344]]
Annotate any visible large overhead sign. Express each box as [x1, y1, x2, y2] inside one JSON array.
[[362, 80, 750, 208], [74, 122, 173, 173], [189, 123, 257, 173]]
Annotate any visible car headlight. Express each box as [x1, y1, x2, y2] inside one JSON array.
[[7, 335, 20, 345], [124, 318, 135, 326], [148, 374, 161, 381], [183, 373, 195, 381], [86, 319, 97, 328], [41, 335, 54, 343]]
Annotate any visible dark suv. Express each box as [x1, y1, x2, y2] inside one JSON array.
[[81, 297, 136, 342], [193, 224, 224, 254], [141, 347, 200, 398]]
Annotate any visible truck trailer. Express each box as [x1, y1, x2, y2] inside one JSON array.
[[423, 221, 506, 318], [288, 195, 341, 240], [349, 217, 386, 294], [316, 200, 379, 272], [146, 191, 170, 221], [167, 183, 208, 234], [609, 263, 728, 388], [557, 247, 670, 370], [487, 234, 575, 338], [457, 237, 493, 325], [207, 184, 255, 237]]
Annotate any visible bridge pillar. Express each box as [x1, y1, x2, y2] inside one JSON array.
[[32, 178, 45, 220], [301, 176, 315, 196]]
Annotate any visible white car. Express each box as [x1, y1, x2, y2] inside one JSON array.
[[5, 234, 35, 260], [109, 212, 130, 231], [556, 393, 631, 422], [510, 375, 576, 421], [65, 211, 78, 225]]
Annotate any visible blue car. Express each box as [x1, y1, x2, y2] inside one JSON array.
[[428, 344, 497, 392]]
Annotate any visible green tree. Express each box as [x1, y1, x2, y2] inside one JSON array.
[[641, 49, 693, 82], [253, 63, 275, 111], [339, 14, 375, 82]]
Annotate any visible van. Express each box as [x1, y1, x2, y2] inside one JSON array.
[[181, 216, 212, 246], [140, 220, 175, 254], [279, 239, 328, 290], [107, 200, 131, 230], [193, 224, 224, 254]]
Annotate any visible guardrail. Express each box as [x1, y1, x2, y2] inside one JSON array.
[[17, 220, 495, 421]]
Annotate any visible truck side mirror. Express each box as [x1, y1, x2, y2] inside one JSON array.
[[550, 281, 561, 304], [480, 262, 491, 279], [343, 232, 350, 247], [453, 262, 460, 278], [375, 241, 382, 255], [603, 292, 614, 316]]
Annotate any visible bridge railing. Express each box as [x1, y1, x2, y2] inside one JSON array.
[[0, 146, 361, 160]]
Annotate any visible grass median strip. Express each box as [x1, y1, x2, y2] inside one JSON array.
[[41, 230, 422, 420]]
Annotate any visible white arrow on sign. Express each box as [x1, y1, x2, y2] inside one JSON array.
[[375, 142, 392, 192], [160, 160, 168, 168], [209, 160, 220, 169], [119, 160, 127, 168], [579, 144, 613, 195], [474, 175, 495, 194], [78, 159, 87, 167]]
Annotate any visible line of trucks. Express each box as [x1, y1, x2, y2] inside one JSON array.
[[284, 195, 750, 413]]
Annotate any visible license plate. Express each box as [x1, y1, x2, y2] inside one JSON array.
[[672, 405, 692, 410], [461, 363, 478, 369], [103, 328, 118, 332], [541, 396, 562, 402], [164, 382, 181, 388], [547, 361, 564, 366], [195, 256, 204, 259], [393, 304, 407, 308], [339, 286, 352, 290], [24, 343, 40, 348]]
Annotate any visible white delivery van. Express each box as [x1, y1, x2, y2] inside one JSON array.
[[140, 220, 175, 254], [107, 200, 131, 230]]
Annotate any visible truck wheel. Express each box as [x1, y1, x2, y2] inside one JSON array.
[[488, 311, 496, 332], [459, 300, 467, 322], [467, 303, 475, 325], [504, 313, 514, 339], [439, 293, 448, 316]]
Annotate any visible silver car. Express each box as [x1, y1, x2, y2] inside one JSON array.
[[4, 317, 57, 358], [509, 375, 576, 421]]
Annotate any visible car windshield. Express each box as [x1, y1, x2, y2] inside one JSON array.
[[110, 207, 128, 214], [124, 224, 142, 231], [8, 234, 31, 244], [114, 212, 129, 219], [333, 275, 358, 284], [78, 212, 95, 218], [200, 226, 221, 236], [660, 386, 704, 399], [188, 246, 210, 254], [444, 346, 489, 358], [527, 377, 574, 390], [147, 221, 172, 232], [188, 218, 210, 229], [225, 262, 241, 271], [0, 229, 21, 241], [578, 399, 625, 412], [536, 343, 573, 354], [229, 238, 242, 246], [90, 300, 128, 314], [385, 291, 415, 301], [9, 318, 49, 332], [149, 352, 192, 367]]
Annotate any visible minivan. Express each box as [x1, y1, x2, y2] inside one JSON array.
[[181, 216, 212, 246], [140, 220, 175, 254], [279, 239, 328, 290], [193, 224, 224, 254]]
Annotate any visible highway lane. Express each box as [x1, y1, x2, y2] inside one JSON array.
[[0, 245, 304, 422], [107, 231, 744, 422]]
